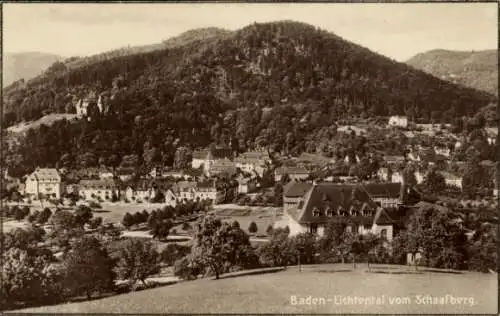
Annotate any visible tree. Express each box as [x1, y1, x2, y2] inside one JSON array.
[[174, 146, 192, 170], [48, 210, 82, 250], [422, 168, 446, 195], [189, 215, 257, 279], [150, 219, 173, 241], [291, 232, 317, 264], [21, 206, 31, 218], [37, 207, 52, 225], [62, 236, 116, 300], [121, 212, 134, 229], [74, 205, 93, 227], [2, 247, 61, 306], [116, 239, 160, 287], [27, 212, 38, 223], [468, 223, 497, 273], [248, 221, 258, 233], [318, 219, 349, 263], [13, 206, 26, 221], [3, 227, 46, 251], [257, 227, 296, 267], [274, 183, 284, 207], [266, 224, 274, 235], [88, 217, 103, 229], [400, 205, 468, 270]]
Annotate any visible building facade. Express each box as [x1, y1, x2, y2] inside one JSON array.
[[388, 116, 408, 128], [25, 168, 63, 199]]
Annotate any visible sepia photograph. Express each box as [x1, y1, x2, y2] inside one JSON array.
[[1, 2, 498, 314]]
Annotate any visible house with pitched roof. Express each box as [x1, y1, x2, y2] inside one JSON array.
[[206, 159, 238, 178], [25, 168, 63, 199], [78, 179, 119, 201], [284, 183, 395, 241], [283, 181, 313, 212], [234, 151, 270, 177], [274, 166, 311, 182], [124, 179, 159, 202], [362, 182, 403, 208]]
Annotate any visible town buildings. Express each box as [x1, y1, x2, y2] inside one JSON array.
[[25, 168, 63, 199], [78, 179, 119, 201]]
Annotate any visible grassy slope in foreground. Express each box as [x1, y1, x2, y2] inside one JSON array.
[[13, 265, 497, 314]]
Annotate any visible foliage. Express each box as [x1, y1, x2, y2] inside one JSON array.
[[150, 219, 174, 241], [121, 212, 134, 229], [37, 207, 52, 225], [395, 206, 468, 270], [61, 235, 116, 300], [74, 205, 93, 227], [248, 221, 258, 233], [189, 215, 259, 279], [422, 167, 446, 195], [161, 244, 191, 266], [173, 256, 202, 281], [257, 227, 297, 267], [467, 223, 497, 272], [1, 247, 63, 307], [116, 239, 161, 286]]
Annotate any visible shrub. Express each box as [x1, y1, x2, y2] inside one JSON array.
[[248, 221, 258, 233], [173, 256, 200, 280], [266, 224, 274, 235]]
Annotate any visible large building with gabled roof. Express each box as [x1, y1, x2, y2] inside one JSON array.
[[284, 182, 395, 241]]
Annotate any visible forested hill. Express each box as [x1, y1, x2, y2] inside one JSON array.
[[406, 49, 498, 96], [2, 21, 497, 175]]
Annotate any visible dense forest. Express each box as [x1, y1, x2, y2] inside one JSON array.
[[2, 21, 497, 176]]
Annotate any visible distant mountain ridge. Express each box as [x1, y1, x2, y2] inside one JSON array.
[[406, 49, 498, 95], [3, 52, 64, 86], [63, 27, 232, 70]]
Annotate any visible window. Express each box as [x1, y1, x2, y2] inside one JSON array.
[[326, 207, 334, 217], [380, 229, 388, 240], [313, 207, 321, 217], [309, 224, 318, 234]]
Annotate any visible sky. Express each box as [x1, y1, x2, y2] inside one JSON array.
[[3, 3, 498, 62]]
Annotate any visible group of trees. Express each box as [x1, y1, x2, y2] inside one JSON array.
[[1, 215, 166, 309]]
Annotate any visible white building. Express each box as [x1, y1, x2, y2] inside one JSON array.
[[234, 151, 270, 178], [377, 168, 403, 184], [25, 168, 63, 199], [439, 172, 463, 189], [284, 183, 394, 241], [78, 179, 119, 201], [388, 116, 408, 128]]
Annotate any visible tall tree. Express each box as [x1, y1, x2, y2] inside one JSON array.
[[116, 239, 161, 287], [62, 236, 116, 300]]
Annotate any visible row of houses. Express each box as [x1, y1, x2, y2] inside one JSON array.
[[192, 148, 271, 178], [23, 168, 230, 206]]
